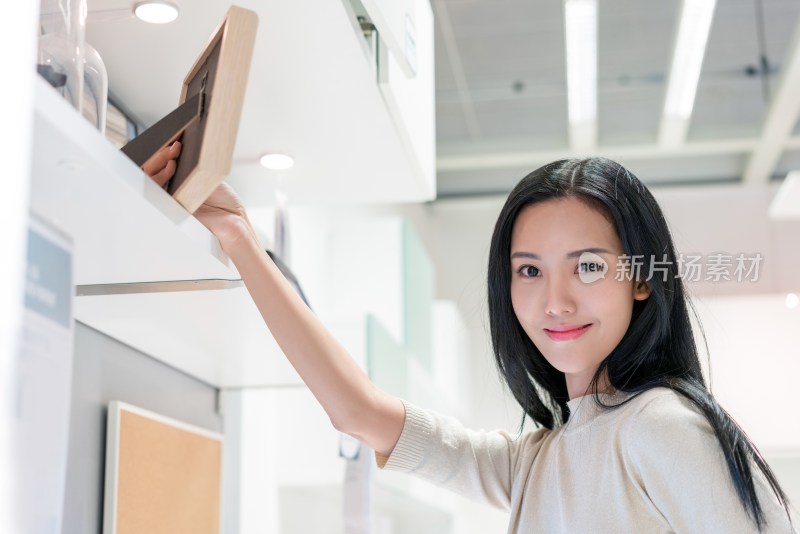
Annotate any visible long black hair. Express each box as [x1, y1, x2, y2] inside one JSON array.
[[487, 158, 791, 531]]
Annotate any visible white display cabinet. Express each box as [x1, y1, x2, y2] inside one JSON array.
[[30, 77, 300, 388], [30, 78, 232, 286], [82, 0, 436, 206], [376, 0, 437, 204]]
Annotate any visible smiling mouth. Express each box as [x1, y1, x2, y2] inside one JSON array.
[[543, 324, 592, 341]]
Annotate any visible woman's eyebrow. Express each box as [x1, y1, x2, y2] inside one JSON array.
[[566, 247, 613, 258], [510, 251, 540, 260], [510, 247, 613, 260]]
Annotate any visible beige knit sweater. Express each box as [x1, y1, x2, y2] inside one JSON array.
[[377, 387, 795, 533]]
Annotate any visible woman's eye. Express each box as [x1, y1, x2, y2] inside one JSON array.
[[518, 265, 540, 278]]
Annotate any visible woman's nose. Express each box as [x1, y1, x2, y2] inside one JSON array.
[[544, 278, 576, 317]]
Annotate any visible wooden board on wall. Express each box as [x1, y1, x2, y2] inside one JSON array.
[[168, 5, 258, 213], [103, 401, 223, 534]]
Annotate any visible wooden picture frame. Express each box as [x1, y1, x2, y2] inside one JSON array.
[[102, 401, 224, 534], [166, 6, 258, 212]]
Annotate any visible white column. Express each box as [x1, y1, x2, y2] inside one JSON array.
[[0, 3, 39, 533]]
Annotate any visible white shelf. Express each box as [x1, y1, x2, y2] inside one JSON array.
[[30, 77, 234, 286], [31, 78, 299, 388], [75, 288, 301, 388]]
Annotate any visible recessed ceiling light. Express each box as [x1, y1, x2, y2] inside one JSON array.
[[134, 1, 179, 24], [787, 293, 799, 309], [260, 153, 295, 170]]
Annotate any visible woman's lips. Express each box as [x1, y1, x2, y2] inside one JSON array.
[[544, 324, 592, 341]]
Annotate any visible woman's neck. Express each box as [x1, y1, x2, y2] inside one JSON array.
[[566, 368, 615, 400]]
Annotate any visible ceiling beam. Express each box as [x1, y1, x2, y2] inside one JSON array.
[[768, 171, 800, 219], [437, 136, 800, 172], [743, 18, 800, 184]]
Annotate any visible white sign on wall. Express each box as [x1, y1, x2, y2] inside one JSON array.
[[14, 215, 74, 534]]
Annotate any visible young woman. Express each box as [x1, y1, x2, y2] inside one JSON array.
[[148, 149, 794, 532]]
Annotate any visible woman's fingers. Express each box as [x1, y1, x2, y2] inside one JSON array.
[[142, 141, 182, 187], [151, 159, 177, 187]]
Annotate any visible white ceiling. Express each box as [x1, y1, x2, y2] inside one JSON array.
[[79, 0, 800, 199], [434, 0, 800, 196]]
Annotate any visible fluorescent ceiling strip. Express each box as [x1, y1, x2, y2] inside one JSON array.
[[565, 0, 597, 126], [663, 0, 716, 119]]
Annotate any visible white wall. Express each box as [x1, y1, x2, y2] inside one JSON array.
[[692, 294, 800, 454]]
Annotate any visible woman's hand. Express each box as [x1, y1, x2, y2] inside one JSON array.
[[143, 141, 182, 188], [142, 141, 258, 251]]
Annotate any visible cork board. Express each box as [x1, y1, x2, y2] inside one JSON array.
[[167, 5, 258, 212], [102, 402, 223, 534]]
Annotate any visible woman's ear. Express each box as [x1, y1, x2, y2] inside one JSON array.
[[633, 280, 651, 301]]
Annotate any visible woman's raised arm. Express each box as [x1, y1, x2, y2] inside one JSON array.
[[147, 147, 405, 456]]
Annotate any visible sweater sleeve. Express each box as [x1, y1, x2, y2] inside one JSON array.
[[622, 391, 794, 533], [375, 399, 548, 511]]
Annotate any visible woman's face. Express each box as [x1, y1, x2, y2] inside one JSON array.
[[509, 196, 650, 399]]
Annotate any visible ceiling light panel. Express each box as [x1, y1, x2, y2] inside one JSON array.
[[564, 0, 598, 126], [663, 0, 717, 120]]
